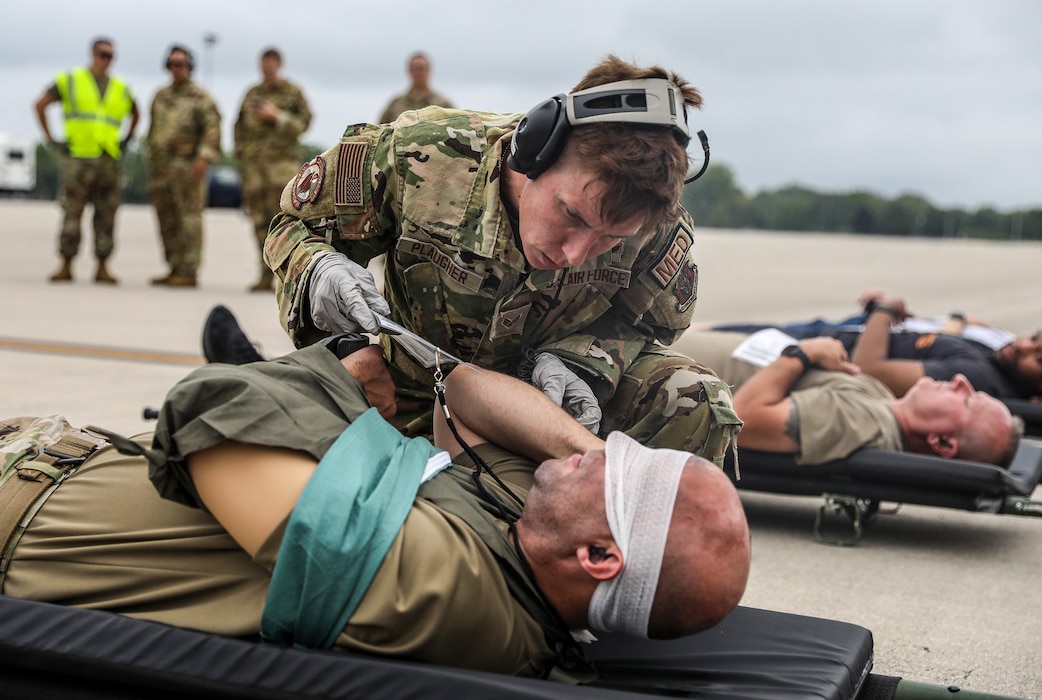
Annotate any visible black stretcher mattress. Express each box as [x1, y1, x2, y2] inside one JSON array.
[[728, 441, 1042, 512], [1002, 398, 1042, 437], [0, 597, 872, 700]]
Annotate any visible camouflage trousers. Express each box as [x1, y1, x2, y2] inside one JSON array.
[[149, 159, 206, 276], [388, 348, 743, 468], [240, 158, 299, 273], [56, 154, 121, 260], [599, 348, 743, 467]]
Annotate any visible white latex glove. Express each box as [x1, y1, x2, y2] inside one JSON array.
[[308, 253, 390, 335], [530, 353, 602, 434]]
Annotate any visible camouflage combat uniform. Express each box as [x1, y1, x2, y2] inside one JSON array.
[[378, 89, 454, 124], [146, 80, 221, 279], [234, 78, 312, 283], [266, 107, 741, 463], [44, 75, 135, 262]]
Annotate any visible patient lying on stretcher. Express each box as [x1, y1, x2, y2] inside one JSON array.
[[680, 334, 1022, 468], [0, 340, 750, 679], [703, 289, 1042, 403]]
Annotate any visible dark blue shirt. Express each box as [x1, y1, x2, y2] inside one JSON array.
[[832, 331, 1021, 398]]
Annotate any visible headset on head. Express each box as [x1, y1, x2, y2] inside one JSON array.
[[164, 45, 195, 72], [507, 78, 710, 183]]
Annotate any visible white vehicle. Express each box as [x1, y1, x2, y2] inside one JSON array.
[[0, 132, 36, 193]]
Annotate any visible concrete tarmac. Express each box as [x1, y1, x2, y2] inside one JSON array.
[[1, 200, 1040, 698]]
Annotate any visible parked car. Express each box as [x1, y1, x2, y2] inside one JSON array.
[[0, 132, 35, 194], [207, 165, 242, 208]]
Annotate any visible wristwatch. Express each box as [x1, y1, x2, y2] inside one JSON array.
[[780, 344, 812, 372], [320, 332, 372, 359], [863, 299, 899, 317]]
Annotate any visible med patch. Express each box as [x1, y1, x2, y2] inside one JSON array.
[[649, 224, 697, 311]]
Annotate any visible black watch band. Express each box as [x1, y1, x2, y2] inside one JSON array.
[[864, 299, 899, 317], [320, 332, 372, 359], [780, 344, 812, 372]]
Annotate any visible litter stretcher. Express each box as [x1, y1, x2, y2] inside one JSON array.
[[726, 440, 1042, 544], [0, 595, 1027, 700], [1002, 398, 1042, 438]]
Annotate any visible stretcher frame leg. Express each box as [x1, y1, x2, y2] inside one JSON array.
[[814, 494, 880, 546], [893, 678, 1029, 699], [1002, 495, 1042, 516]]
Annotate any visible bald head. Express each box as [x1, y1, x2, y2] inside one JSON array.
[[518, 444, 749, 638], [648, 457, 750, 638]]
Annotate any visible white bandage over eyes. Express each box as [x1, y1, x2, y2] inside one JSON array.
[[587, 431, 688, 637]]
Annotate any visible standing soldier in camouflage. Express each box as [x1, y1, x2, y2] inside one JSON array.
[[146, 45, 221, 289], [258, 55, 742, 464], [378, 52, 453, 124], [234, 47, 312, 292], [33, 37, 139, 284]]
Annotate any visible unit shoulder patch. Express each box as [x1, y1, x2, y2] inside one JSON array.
[[673, 260, 698, 312], [290, 156, 325, 210]]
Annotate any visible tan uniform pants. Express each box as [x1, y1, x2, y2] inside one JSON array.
[[2, 436, 269, 635]]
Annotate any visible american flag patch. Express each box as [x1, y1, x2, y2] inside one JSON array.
[[335, 142, 367, 207]]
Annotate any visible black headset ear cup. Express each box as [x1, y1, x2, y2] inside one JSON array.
[[507, 94, 570, 179]]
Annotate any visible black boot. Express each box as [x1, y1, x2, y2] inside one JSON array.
[[201, 305, 265, 364]]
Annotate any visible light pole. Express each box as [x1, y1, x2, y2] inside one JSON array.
[[203, 33, 218, 85]]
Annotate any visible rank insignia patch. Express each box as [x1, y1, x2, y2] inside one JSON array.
[[290, 156, 325, 210]]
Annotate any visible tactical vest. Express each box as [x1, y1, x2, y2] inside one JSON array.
[[418, 465, 597, 683], [55, 67, 132, 159]]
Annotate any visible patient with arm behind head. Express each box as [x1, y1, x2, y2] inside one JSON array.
[[705, 288, 1042, 403]]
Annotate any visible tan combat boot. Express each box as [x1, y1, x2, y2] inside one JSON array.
[[49, 257, 74, 282], [165, 274, 198, 288], [94, 259, 118, 284]]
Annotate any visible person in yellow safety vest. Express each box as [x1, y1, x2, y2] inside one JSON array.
[[34, 37, 140, 285]]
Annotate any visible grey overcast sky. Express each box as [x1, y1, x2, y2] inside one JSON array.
[[2, 0, 1039, 211]]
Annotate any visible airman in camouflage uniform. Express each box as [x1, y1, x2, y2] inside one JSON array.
[[378, 52, 453, 124], [33, 37, 139, 284], [146, 46, 221, 288], [234, 48, 312, 292], [266, 59, 741, 464]]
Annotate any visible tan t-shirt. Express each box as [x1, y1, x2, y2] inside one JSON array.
[[789, 370, 904, 464]]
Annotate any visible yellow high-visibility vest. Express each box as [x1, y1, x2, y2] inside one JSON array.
[[55, 67, 133, 159]]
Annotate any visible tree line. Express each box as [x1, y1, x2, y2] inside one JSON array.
[[26, 142, 1042, 241], [680, 163, 1042, 241]]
